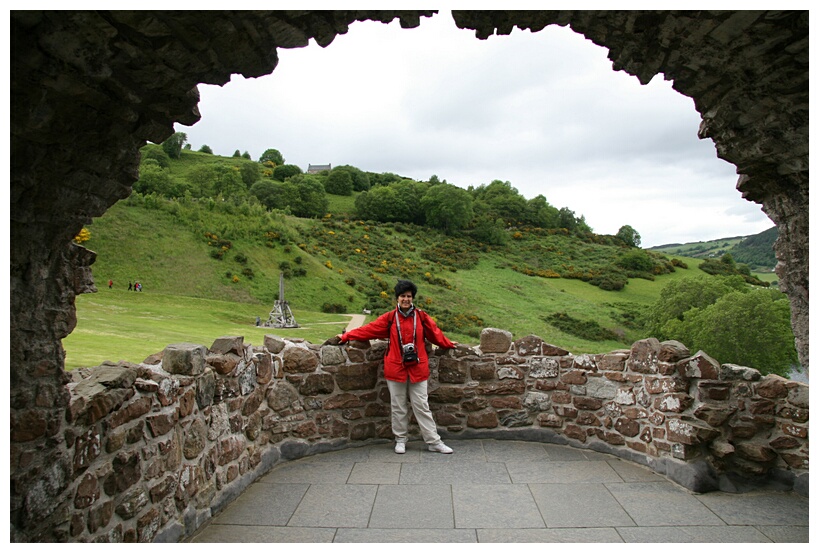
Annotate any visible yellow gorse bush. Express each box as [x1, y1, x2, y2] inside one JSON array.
[[74, 228, 91, 243]]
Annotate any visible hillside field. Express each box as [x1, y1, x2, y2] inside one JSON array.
[[62, 198, 766, 369]]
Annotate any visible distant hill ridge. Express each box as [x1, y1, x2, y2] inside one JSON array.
[[649, 227, 777, 271]]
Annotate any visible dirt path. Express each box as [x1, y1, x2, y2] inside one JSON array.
[[344, 313, 366, 331]]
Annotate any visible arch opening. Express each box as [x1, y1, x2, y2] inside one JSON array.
[[9, 10, 808, 542]]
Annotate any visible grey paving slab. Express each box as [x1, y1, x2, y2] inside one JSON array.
[[506, 460, 624, 483], [482, 440, 551, 462], [606, 481, 726, 526], [400, 460, 511, 484], [347, 461, 401, 484], [187, 439, 809, 543], [335, 528, 477, 542], [190, 524, 336, 543], [287, 484, 377, 528], [616, 525, 773, 543], [417, 439, 487, 462], [260, 461, 353, 484], [542, 443, 591, 461], [210, 482, 308, 526], [755, 525, 811, 543], [478, 528, 625, 543], [605, 458, 666, 482], [308, 446, 373, 463], [369, 484, 454, 528], [452, 484, 545, 529], [529, 483, 635, 528], [695, 490, 810, 526], [367, 443, 422, 463]]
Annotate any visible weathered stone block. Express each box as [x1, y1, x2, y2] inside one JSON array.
[[666, 418, 718, 445], [481, 328, 513, 353], [597, 351, 628, 372], [659, 340, 690, 363], [626, 338, 661, 374], [282, 344, 319, 373], [720, 363, 762, 381], [320, 345, 346, 366], [529, 357, 560, 379], [335, 363, 378, 391], [438, 357, 467, 383], [263, 335, 286, 354], [693, 404, 736, 427], [469, 360, 497, 380], [299, 373, 335, 396], [678, 351, 720, 380], [467, 410, 499, 428], [207, 353, 241, 376], [323, 393, 365, 410], [573, 396, 603, 410], [163, 343, 207, 376], [110, 396, 152, 429], [210, 336, 245, 356]]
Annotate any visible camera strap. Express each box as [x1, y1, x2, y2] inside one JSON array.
[[394, 308, 417, 350]]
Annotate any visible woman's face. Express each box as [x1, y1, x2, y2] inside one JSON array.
[[397, 291, 414, 310]]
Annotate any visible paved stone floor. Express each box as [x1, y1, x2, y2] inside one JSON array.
[[187, 439, 809, 543]]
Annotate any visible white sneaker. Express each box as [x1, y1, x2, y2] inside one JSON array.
[[394, 442, 406, 454], [428, 442, 453, 454]]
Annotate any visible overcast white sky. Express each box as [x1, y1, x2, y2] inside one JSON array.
[[178, 8, 776, 248]]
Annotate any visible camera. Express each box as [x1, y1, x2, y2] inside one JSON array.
[[402, 343, 419, 363]]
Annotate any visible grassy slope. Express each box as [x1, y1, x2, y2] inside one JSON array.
[[67, 198, 722, 368], [65, 151, 775, 368]]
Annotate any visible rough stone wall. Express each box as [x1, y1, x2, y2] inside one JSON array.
[[10, 10, 808, 542], [21, 330, 808, 542]]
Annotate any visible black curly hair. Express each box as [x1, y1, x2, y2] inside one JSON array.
[[394, 279, 417, 298]]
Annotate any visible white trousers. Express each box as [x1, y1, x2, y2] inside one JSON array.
[[386, 378, 442, 445]]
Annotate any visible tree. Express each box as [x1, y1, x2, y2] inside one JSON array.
[[643, 275, 747, 340], [334, 165, 370, 191], [161, 132, 187, 159], [186, 164, 245, 200], [325, 169, 354, 195], [236, 159, 261, 187], [421, 184, 474, 234], [286, 174, 328, 217], [134, 161, 176, 196], [616, 225, 641, 247], [249, 179, 278, 210], [140, 144, 171, 168], [198, 144, 213, 154], [616, 249, 654, 273], [232, 149, 241, 157], [470, 215, 508, 245], [471, 180, 527, 225], [259, 148, 284, 165], [524, 195, 560, 228], [667, 289, 797, 376], [273, 164, 303, 182]]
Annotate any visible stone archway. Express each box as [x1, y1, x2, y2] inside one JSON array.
[[10, 10, 808, 541]]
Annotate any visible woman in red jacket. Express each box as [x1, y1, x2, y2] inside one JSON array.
[[336, 279, 457, 454]]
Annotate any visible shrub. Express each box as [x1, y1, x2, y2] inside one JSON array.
[[543, 312, 621, 342]]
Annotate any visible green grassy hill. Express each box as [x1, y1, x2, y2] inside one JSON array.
[[67, 196, 719, 368], [64, 149, 777, 369], [649, 226, 777, 272]]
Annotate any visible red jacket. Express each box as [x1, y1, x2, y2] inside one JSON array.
[[341, 307, 455, 383]]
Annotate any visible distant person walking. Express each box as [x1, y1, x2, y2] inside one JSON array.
[[128, 281, 132, 291], [333, 279, 457, 455], [108, 279, 113, 289]]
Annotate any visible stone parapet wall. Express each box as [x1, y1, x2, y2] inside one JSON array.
[[39, 329, 808, 542]]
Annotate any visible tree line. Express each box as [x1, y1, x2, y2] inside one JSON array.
[[137, 134, 642, 248]]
